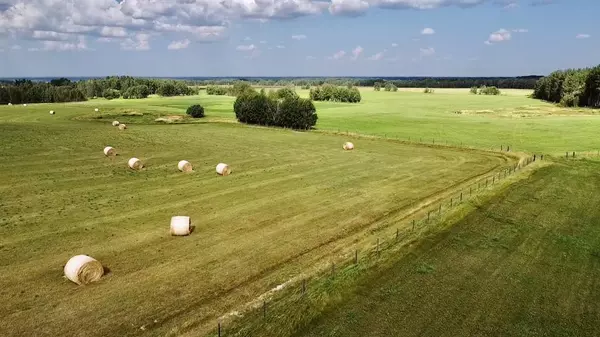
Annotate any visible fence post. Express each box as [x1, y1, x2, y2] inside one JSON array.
[[470, 186, 472, 196], [450, 198, 453, 207], [439, 204, 441, 216], [460, 192, 463, 202], [412, 219, 415, 231], [573, 151, 575, 158], [396, 228, 399, 241], [492, 176, 495, 184], [218, 322, 221, 337]]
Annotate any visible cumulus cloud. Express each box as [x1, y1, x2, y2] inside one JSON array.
[[351, 45, 364, 60], [512, 28, 528, 33], [485, 28, 511, 44], [291, 34, 307, 40], [576, 34, 590, 39], [276, 45, 285, 49], [243, 36, 251, 41], [120, 33, 150, 51], [31, 30, 72, 41], [10, 44, 21, 50], [530, 0, 555, 6], [236, 44, 257, 51], [329, 0, 370, 16], [419, 47, 435, 56], [391, 42, 398, 47], [100, 26, 128, 38], [168, 38, 190, 50], [376, 0, 485, 10], [29, 36, 88, 51], [421, 27, 435, 35], [259, 40, 267, 44], [306, 55, 316, 60], [328, 50, 346, 60], [367, 51, 384, 61]]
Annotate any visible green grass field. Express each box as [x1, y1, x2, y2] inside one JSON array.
[[1, 87, 599, 337], [295, 161, 600, 337]]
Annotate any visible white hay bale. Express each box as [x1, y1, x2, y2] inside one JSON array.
[[49, 110, 55, 115], [170, 216, 191, 236], [118, 124, 127, 130], [178, 160, 193, 172], [103, 146, 116, 156], [94, 108, 99, 112], [112, 121, 120, 126], [343, 142, 354, 150], [7, 103, 12, 106], [64, 255, 104, 285], [128, 157, 143, 170], [216, 163, 231, 176], [23, 104, 27, 107]]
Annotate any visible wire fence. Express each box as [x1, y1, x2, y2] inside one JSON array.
[[208, 154, 540, 337]]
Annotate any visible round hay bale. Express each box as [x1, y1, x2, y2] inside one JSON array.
[[103, 146, 116, 156], [94, 108, 99, 112], [170, 216, 191, 236], [23, 104, 27, 107], [49, 110, 55, 115], [118, 124, 127, 130], [343, 142, 354, 150], [7, 103, 12, 106], [112, 121, 120, 126], [216, 163, 231, 176], [64, 255, 104, 285], [128, 157, 143, 170], [178, 160, 193, 172]]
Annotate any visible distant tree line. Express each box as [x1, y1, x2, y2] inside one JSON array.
[[234, 87, 317, 130], [0, 79, 86, 104], [193, 76, 540, 89], [532, 65, 600, 107]]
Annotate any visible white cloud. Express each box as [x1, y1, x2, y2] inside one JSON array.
[[329, 0, 370, 16], [504, 2, 518, 9], [376, 0, 485, 10], [421, 27, 435, 35], [31, 30, 72, 41], [576, 34, 590, 39], [243, 36, 251, 41], [97, 37, 113, 43], [351, 45, 364, 60], [120, 33, 150, 51], [419, 47, 435, 56], [367, 51, 384, 61], [292, 34, 307, 40], [29, 36, 88, 51], [276, 45, 285, 49], [486, 28, 511, 44], [10, 45, 21, 50], [306, 55, 316, 60], [168, 39, 190, 50], [391, 43, 398, 47], [328, 50, 346, 60], [259, 40, 267, 44], [100, 26, 128, 38], [512, 28, 528, 33], [236, 44, 257, 51]]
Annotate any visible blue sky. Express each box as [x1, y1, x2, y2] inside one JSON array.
[[0, 0, 597, 77]]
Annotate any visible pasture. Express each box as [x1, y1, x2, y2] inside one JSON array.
[[1, 87, 599, 336], [0, 98, 509, 336]]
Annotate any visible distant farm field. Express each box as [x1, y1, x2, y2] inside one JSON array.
[[0, 100, 510, 336]]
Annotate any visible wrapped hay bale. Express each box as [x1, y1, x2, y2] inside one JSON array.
[[94, 108, 99, 112], [178, 160, 193, 172], [112, 121, 120, 126], [103, 146, 116, 156], [343, 142, 355, 150], [216, 163, 231, 176], [128, 157, 143, 170], [118, 124, 127, 130], [170, 216, 191, 236], [8, 103, 12, 106], [64, 255, 104, 285], [49, 110, 55, 115], [23, 104, 27, 107]]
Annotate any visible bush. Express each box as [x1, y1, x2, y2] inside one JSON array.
[[157, 82, 177, 96], [374, 82, 382, 91], [102, 89, 120, 100], [479, 86, 501, 95], [385, 83, 398, 92], [186, 104, 205, 118], [309, 85, 361, 103], [234, 91, 317, 129], [229, 81, 255, 97], [301, 84, 310, 90], [424, 88, 434, 94], [272, 87, 299, 101], [206, 85, 229, 95], [470, 86, 478, 94]]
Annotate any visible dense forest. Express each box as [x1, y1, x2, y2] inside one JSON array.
[[0, 75, 542, 105], [532, 65, 600, 108]]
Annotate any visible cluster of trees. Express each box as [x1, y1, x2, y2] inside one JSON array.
[[234, 87, 317, 130], [0, 79, 86, 104], [190, 76, 541, 89], [205, 82, 257, 97], [76, 76, 196, 99], [309, 84, 361, 103], [532, 65, 600, 107], [424, 88, 435, 94], [470, 86, 501, 95]]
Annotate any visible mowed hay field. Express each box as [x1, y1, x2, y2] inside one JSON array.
[[0, 102, 510, 336], [296, 161, 600, 337]]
